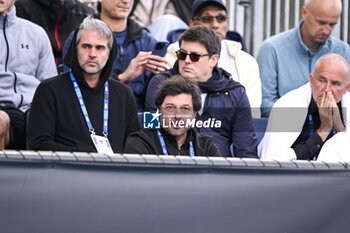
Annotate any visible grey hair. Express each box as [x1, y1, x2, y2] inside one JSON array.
[[314, 53, 350, 80], [76, 16, 114, 49]]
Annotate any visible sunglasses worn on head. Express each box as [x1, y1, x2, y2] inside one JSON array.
[[193, 15, 227, 24], [176, 50, 210, 62]]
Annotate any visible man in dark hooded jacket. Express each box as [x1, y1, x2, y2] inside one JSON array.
[[15, 0, 94, 66], [145, 26, 258, 158], [63, 0, 168, 112], [27, 16, 139, 154]]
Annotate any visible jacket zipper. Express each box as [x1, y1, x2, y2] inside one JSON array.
[[3, 14, 9, 72], [308, 55, 313, 74], [54, 3, 63, 66], [13, 72, 23, 107], [3, 15, 23, 108]]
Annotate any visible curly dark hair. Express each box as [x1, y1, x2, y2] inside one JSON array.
[[155, 75, 202, 112]]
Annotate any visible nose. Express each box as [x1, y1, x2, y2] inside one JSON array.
[[184, 53, 191, 63], [322, 25, 331, 36], [324, 82, 331, 92], [89, 47, 97, 58], [174, 109, 181, 119], [121, 0, 130, 5], [210, 18, 219, 29]]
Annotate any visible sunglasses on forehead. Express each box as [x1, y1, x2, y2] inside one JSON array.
[[192, 15, 227, 24], [176, 50, 211, 62]]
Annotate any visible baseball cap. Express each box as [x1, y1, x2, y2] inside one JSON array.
[[191, 0, 227, 18]]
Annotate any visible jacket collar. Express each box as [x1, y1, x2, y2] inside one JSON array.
[[124, 18, 145, 44], [0, 6, 16, 29], [222, 39, 242, 58], [94, 15, 144, 45], [159, 127, 194, 148]]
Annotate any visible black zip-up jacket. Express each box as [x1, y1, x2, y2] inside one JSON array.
[[15, 0, 94, 66], [124, 128, 221, 157]]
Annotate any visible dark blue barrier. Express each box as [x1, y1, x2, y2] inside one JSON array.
[[0, 150, 349, 233]]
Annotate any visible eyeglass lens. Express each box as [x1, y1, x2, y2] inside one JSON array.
[[199, 15, 227, 23], [176, 51, 201, 62]]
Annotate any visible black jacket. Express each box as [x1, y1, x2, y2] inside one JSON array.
[[124, 128, 221, 157], [27, 27, 139, 153], [15, 0, 94, 66]]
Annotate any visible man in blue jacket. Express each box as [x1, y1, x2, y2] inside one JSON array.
[[63, 0, 168, 112], [145, 26, 258, 158], [257, 0, 350, 117]]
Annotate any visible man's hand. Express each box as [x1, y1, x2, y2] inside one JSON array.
[[317, 92, 334, 141], [329, 92, 345, 133], [145, 55, 167, 75], [118, 51, 152, 83]]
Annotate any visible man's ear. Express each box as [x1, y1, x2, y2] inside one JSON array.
[[309, 73, 313, 86], [345, 82, 350, 92], [301, 6, 308, 20], [209, 54, 220, 68], [189, 20, 195, 27]]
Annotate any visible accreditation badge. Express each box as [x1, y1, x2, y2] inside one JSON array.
[[91, 134, 114, 155]]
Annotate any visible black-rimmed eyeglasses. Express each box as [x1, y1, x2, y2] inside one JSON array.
[[176, 50, 210, 62]]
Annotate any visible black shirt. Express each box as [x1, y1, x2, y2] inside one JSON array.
[[291, 99, 343, 160], [124, 128, 222, 157]]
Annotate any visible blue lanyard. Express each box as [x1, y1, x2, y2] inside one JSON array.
[[157, 129, 195, 157], [308, 114, 335, 160], [308, 114, 315, 136], [70, 72, 109, 137]]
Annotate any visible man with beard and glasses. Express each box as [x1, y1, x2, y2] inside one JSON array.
[[28, 16, 139, 154], [124, 75, 221, 157]]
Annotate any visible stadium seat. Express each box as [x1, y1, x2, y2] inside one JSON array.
[[252, 118, 268, 144]]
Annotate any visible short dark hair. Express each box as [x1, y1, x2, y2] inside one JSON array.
[[155, 75, 202, 112], [178, 25, 221, 56]]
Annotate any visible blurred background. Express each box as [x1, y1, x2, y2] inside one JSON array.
[[78, 0, 350, 57]]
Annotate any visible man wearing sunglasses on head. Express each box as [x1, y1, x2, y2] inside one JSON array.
[[145, 26, 258, 158], [165, 0, 262, 118]]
